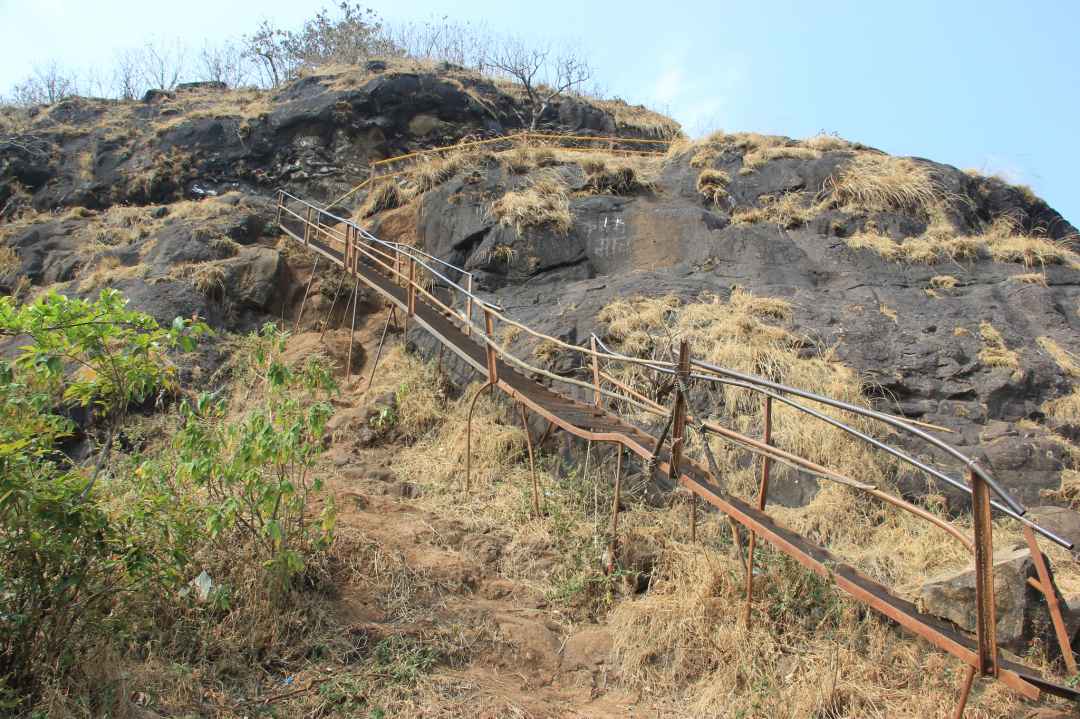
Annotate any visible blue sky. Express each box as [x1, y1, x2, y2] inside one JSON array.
[[2, 0, 1077, 225]]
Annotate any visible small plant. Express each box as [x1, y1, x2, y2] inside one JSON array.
[[168, 324, 337, 589]]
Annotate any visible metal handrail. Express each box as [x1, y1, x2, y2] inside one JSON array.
[[275, 189, 1067, 549]]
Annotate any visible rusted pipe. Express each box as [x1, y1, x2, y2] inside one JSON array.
[[521, 402, 541, 517], [465, 381, 495, 493]]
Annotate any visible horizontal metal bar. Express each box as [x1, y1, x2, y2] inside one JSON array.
[[689, 357, 1025, 516]]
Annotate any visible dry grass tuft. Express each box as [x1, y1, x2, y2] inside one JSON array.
[[928, 275, 958, 289], [1010, 272, 1047, 285], [191, 263, 227, 299], [826, 153, 941, 215], [844, 214, 1079, 269], [410, 150, 486, 194], [1038, 337, 1080, 423], [732, 192, 821, 229], [0, 246, 19, 285], [1037, 337, 1080, 378], [489, 173, 573, 235], [696, 168, 730, 207], [589, 97, 682, 139], [978, 322, 1020, 374], [358, 179, 411, 219], [581, 159, 650, 195]]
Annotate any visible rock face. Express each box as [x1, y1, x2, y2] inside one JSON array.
[[405, 139, 1080, 508], [920, 546, 1068, 650], [4, 63, 1080, 512]]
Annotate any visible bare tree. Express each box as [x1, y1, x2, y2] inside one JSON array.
[[111, 49, 145, 100], [140, 39, 188, 90], [489, 39, 590, 129], [388, 16, 493, 71], [243, 20, 294, 88], [8, 62, 79, 106], [198, 40, 251, 88]]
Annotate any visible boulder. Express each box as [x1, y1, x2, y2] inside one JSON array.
[[920, 546, 1067, 650], [1028, 506, 1080, 554]]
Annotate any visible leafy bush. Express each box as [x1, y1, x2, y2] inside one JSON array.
[[0, 289, 206, 704], [161, 324, 338, 589]]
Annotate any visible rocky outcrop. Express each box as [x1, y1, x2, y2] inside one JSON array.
[[919, 546, 1068, 650]]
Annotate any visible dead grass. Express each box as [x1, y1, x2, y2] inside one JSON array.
[[825, 153, 942, 215], [489, 173, 572, 235], [0, 245, 18, 285], [363, 323, 1070, 718], [588, 97, 682, 139], [845, 215, 1080, 268], [696, 168, 730, 207], [581, 159, 651, 195], [732, 191, 821, 229], [929, 275, 958, 289], [358, 179, 411, 219], [978, 322, 1021, 375], [1010, 272, 1047, 285], [410, 149, 489, 193], [1038, 337, 1080, 423]]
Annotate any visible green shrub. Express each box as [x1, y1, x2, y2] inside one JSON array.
[[0, 289, 207, 705]]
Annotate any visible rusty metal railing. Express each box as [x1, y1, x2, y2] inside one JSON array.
[[275, 188, 1080, 713]]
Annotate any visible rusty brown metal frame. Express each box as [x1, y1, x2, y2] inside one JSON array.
[[275, 189, 1080, 714]]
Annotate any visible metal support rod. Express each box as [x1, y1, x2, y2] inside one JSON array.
[[744, 395, 773, 627], [465, 381, 495, 493], [483, 307, 498, 384], [293, 254, 320, 334], [464, 274, 473, 337], [304, 206, 313, 245], [318, 271, 347, 341], [953, 665, 977, 719], [407, 258, 416, 317], [590, 335, 602, 407], [345, 277, 361, 376], [521, 403, 541, 517], [672, 342, 691, 542], [608, 446, 623, 569], [1023, 525, 1077, 674], [969, 467, 999, 676], [365, 307, 396, 393]]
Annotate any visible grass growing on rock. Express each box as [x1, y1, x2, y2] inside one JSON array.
[[978, 321, 1021, 375], [489, 173, 573, 235]]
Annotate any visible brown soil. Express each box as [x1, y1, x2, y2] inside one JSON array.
[[289, 313, 676, 717]]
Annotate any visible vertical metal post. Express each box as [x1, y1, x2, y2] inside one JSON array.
[[1023, 525, 1077, 673], [464, 274, 474, 337], [608, 446, 623, 570], [293, 255, 320, 334], [345, 277, 360, 376], [744, 395, 773, 627], [483, 306, 498, 384], [275, 191, 283, 228], [521, 403, 541, 517], [345, 225, 353, 275], [969, 466, 998, 676], [407, 258, 416, 318], [671, 341, 691, 540], [304, 206, 313, 246], [590, 336, 602, 407], [952, 665, 976, 719]]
